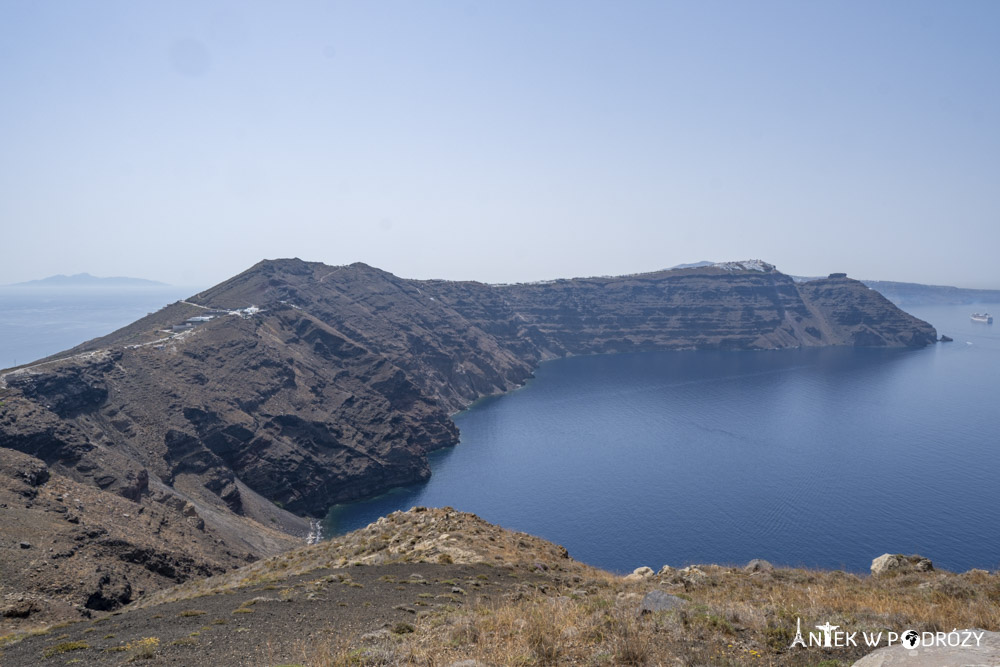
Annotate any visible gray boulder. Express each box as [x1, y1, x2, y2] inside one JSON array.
[[637, 590, 686, 615], [744, 559, 774, 573], [679, 565, 708, 585], [870, 554, 933, 577]]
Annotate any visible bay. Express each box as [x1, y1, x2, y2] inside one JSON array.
[[325, 303, 1000, 574]]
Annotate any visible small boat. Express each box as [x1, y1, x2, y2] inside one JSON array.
[[971, 312, 993, 324]]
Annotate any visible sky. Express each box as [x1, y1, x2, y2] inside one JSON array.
[[2, 1, 999, 289]]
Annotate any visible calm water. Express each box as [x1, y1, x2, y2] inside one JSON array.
[[325, 303, 1000, 574], [0, 287, 197, 369]]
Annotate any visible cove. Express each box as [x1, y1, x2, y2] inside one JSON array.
[[324, 303, 1000, 574]]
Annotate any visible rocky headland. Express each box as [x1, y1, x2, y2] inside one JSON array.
[[0, 259, 937, 625]]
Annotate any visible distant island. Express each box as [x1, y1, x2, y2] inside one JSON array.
[[8, 272, 168, 288], [859, 280, 1000, 306]]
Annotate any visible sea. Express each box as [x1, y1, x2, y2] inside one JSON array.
[[3, 291, 997, 574], [0, 287, 197, 369], [324, 302, 1000, 574]]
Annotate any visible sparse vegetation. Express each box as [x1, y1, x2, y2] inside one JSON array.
[[125, 636, 159, 660], [298, 560, 1000, 666], [391, 622, 415, 635], [41, 640, 88, 658], [0, 625, 56, 652]]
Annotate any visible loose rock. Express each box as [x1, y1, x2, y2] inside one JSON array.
[[870, 553, 933, 576], [624, 566, 654, 582], [744, 559, 774, 573], [679, 566, 707, 583]]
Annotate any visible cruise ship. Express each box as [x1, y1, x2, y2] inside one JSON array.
[[971, 312, 993, 324]]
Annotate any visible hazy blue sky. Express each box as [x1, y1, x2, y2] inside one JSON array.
[[2, 1, 999, 288]]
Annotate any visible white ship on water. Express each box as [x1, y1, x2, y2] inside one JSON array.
[[971, 312, 993, 324]]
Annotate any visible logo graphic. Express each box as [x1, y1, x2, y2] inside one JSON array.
[[789, 618, 985, 651], [790, 618, 806, 648]]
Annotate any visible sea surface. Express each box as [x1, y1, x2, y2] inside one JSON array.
[[325, 303, 1000, 574], [0, 287, 197, 369]]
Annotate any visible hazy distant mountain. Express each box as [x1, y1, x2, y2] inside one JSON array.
[[860, 280, 1000, 306], [792, 275, 1000, 306], [9, 273, 168, 288]]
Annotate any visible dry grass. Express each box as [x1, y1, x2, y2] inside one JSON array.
[[0, 625, 52, 649], [40, 639, 88, 659], [297, 564, 1000, 666]]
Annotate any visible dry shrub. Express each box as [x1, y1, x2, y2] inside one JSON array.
[[447, 616, 480, 646], [525, 604, 561, 664], [306, 635, 400, 667], [125, 636, 159, 660], [606, 607, 652, 666]]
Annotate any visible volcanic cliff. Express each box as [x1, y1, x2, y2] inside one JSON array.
[[0, 259, 936, 622]]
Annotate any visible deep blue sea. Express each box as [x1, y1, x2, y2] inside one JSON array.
[[325, 303, 1000, 574], [0, 287, 197, 369]]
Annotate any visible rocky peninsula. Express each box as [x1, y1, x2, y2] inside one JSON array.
[[0, 259, 937, 624]]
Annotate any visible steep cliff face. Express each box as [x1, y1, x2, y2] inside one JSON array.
[[798, 275, 941, 346], [433, 267, 937, 354], [0, 260, 936, 596]]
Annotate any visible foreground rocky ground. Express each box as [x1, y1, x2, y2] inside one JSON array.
[[2, 507, 997, 666]]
